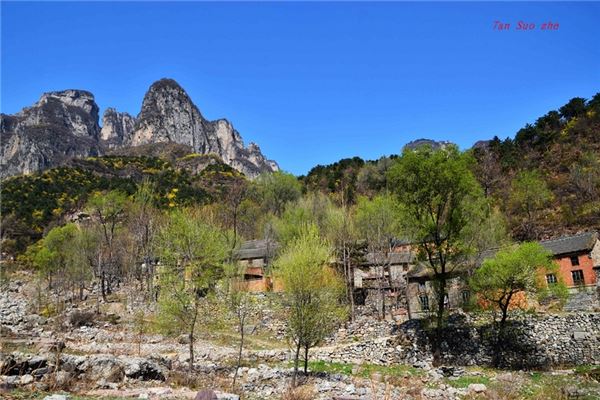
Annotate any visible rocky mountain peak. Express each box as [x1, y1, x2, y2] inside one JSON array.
[[1, 78, 279, 179], [100, 108, 136, 146], [403, 138, 454, 152], [130, 78, 278, 177], [35, 89, 98, 115]]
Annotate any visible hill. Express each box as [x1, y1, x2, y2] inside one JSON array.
[[0, 148, 244, 253]]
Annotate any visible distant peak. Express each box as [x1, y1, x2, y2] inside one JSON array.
[[38, 89, 96, 106], [148, 78, 185, 92], [403, 138, 454, 151]]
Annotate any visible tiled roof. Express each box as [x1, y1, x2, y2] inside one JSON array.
[[406, 261, 471, 279], [406, 231, 599, 280], [364, 251, 414, 266], [235, 239, 278, 260], [540, 231, 598, 256]]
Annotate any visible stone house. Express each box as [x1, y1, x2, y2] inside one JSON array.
[[235, 239, 280, 292], [405, 231, 600, 318], [353, 245, 414, 319], [405, 262, 472, 319]]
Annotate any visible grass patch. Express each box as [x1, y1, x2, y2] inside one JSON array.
[[445, 375, 490, 388], [294, 360, 423, 379], [304, 360, 354, 375], [2, 391, 132, 400]]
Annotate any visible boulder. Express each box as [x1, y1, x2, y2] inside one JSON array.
[[43, 395, 70, 400], [468, 383, 487, 393]]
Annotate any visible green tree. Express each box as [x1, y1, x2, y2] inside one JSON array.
[[470, 242, 567, 326], [87, 190, 128, 299], [273, 192, 332, 246], [155, 208, 228, 373], [508, 171, 553, 240], [354, 194, 402, 319], [324, 204, 359, 320], [226, 263, 257, 386], [29, 224, 77, 288], [387, 145, 484, 362], [559, 97, 587, 121], [275, 225, 347, 387], [253, 171, 302, 217]]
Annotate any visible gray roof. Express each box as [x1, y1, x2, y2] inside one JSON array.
[[235, 239, 278, 260], [540, 231, 598, 256], [407, 261, 471, 280], [364, 251, 414, 266]]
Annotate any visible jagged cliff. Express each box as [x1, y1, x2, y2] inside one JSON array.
[[0, 90, 102, 177], [130, 79, 278, 176], [1, 79, 279, 178]]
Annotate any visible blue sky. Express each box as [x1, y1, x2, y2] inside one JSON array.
[[2, 2, 599, 175]]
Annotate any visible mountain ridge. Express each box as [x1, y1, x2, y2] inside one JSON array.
[[0, 78, 279, 179]]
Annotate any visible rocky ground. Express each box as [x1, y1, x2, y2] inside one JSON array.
[[2, 272, 600, 400]]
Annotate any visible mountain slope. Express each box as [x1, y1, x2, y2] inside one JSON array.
[[0, 79, 279, 179]]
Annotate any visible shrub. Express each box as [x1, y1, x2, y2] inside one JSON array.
[[68, 310, 95, 327]]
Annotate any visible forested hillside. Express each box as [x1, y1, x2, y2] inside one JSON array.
[[302, 93, 600, 240], [1, 150, 245, 253], [2, 93, 599, 255]]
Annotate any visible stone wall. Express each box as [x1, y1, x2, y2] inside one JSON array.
[[319, 313, 600, 369]]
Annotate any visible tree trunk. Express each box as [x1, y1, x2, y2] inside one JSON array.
[[233, 320, 244, 386], [303, 344, 309, 374], [433, 276, 447, 366], [188, 331, 194, 374], [100, 272, 107, 301], [345, 247, 355, 321], [292, 341, 301, 387]]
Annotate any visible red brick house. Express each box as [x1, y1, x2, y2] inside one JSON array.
[[540, 231, 599, 289]]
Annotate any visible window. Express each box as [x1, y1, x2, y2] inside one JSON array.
[[461, 290, 470, 304], [403, 264, 409, 272], [546, 274, 557, 285], [570, 256, 580, 266], [419, 295, 429, 311], [572, 270, 585, 285], [418, 282, 426, 292]]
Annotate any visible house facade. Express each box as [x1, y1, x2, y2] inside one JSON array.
[[405, 262, 472, 319], [540, 232, 600, 311], [353, 250, 413, 319], [405, 231, 600, 318], [540, 231, 599, 289], [235, 239, 279, 292]]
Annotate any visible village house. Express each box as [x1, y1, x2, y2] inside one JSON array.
[[353, 250, 414, 318], [405, 231, 600, 318], [540, 231, 600, 311], [540, 231, 599, 289], [405, 262, 472, 320], [235, 239, 280, 292]]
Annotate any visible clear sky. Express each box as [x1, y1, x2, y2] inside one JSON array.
[[2, 2, 599, 175]]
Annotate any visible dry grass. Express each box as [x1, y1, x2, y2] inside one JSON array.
[[280, 385, 316, 400]]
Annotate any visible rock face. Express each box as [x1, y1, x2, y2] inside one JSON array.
[[1, 90, 101, 177], [130, 79, 278, 177], [1, 79, 279, 179], [100, 108, 136, 147], [403, 138, 454, 151]]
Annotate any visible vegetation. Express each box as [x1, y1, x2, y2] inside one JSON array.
[[387, 144, 487, 363], [470, 242, 567, 326], [155, 208, 229, 372], [275, 225, 347, 386], [2, 92, 599, 394]]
